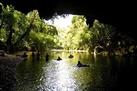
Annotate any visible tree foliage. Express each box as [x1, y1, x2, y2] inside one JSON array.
[[63, 15, 89, 50], [0, 2, 136, 55], [57, 15, 135, 54], [0, 3, 58, 53]]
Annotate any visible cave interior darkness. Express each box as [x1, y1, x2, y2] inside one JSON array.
[[1, 0, 137, 40]]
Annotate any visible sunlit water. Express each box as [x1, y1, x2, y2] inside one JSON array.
[[16, 52, 137, 91]]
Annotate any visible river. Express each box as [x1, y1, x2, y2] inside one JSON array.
[[16, 52, 137, 91]]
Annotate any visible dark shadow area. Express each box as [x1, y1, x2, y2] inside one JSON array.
[[93, 56, 137, 91], [116, 57, 137, 91], [0, 59, 17, 91]]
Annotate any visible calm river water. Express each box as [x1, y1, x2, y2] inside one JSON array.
[[16, 52, 137, 91]]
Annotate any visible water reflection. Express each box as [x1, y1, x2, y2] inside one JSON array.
[[41, 60, 77, 91], [16, 52, 137, 91]]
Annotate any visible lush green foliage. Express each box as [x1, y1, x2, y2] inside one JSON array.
[[57, 15, 136, 54], [57, 15, 114, 51], [58, 15, 89, 50], [0, 3, 57, 53], [0, 2, 136, 55]]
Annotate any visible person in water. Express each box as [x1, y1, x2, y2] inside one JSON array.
[[45, 53, 49, 61], [22, 52, 27, 57], [68, 54, 73, 58], [77, 61, 89, 67], [57, 56, 62, 61], [77, 61, 82, 67]]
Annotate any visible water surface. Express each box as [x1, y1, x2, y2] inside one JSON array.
[[16, 52, 137, 91]]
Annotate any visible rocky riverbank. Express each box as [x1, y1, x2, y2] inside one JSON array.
[[0, 54, 24, 91]]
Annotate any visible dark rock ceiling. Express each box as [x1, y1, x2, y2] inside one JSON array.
[[1, 0, 137, 40]]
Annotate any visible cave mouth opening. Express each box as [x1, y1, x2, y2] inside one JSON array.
[[44, 14, 74, 30], [44, 13, 137, 54]]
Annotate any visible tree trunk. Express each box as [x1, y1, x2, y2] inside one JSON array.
[[6, 27, 14, 53], [13, 12, 37, 48], [0, 17, 4, 29]]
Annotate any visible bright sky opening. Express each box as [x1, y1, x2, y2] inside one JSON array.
[[45, 14, 73, 29]]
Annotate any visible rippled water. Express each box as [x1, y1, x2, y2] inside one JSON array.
[[16, 52, 137, 91]]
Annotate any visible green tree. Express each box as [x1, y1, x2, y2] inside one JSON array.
[[0, 3, 58, 53], [89, 20, 114, 51], [64, 15, 88, 50]]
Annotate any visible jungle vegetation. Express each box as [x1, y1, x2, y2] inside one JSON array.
[[0, 2, 136, 55]]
